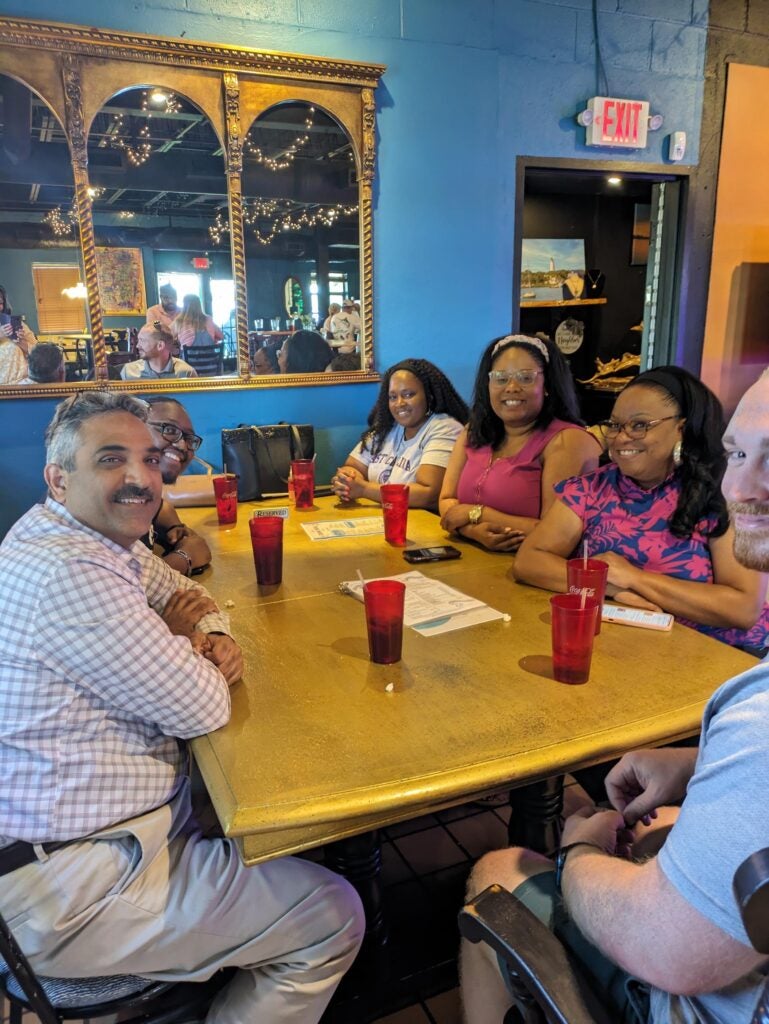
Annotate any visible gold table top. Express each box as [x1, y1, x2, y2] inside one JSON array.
[[187, 497, 756, 865]]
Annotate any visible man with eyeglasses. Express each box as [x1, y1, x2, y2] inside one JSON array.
[[143, 395, 211, 575]]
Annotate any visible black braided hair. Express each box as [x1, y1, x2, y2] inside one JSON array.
[[360, 359, 469, 456], [467, 335, 583, 449], [621, 366, 728, 539]]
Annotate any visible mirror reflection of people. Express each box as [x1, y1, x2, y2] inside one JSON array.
[[439, 335, 600, 552], [0, 284, 37, 355], [142, 395, 212, 576], [515, 366, 769, 651], [326, 352, 361, 373], [329, 300, 360, 353], [0, 284, 38, 383], [171, 294, 224, 349], [121, 325, 198, 380], [145, 283, 180, 333], [322, 302, 341, 340], [252, 345, 280, 375], [277, 329, 333, 374], [19, 342, 65, 385], [331, 359, 468, 510]]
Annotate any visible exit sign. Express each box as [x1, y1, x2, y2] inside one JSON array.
[[191, 256, 210, 269], [585, 96, 649, 148]]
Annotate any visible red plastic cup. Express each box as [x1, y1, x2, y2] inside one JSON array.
[[363, 579, 406, 664], [212, 473, 238, 525], [567, 558, 608, 635], [248, 514, 284, 585], [550, 594, 599, 685], [291, 459, 315, 510], [380, 484, 409, 546]]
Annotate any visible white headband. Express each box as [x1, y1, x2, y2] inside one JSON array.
[[491, 334, 550, 363]]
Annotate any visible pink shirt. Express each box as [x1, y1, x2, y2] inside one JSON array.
[[173, 317, 224, 348], [456, 419, 588, 518]]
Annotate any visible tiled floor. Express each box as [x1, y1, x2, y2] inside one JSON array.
[[322, 792, 514, 1023]]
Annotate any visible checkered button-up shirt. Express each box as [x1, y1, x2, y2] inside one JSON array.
[[0, 500, 231, 844]]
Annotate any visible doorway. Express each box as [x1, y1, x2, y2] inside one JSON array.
[[513, 161, 689, 424]]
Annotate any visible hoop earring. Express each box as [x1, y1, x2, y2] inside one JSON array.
[[672, 440, 683, 467]]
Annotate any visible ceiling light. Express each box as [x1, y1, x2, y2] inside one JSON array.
[[149, 89, 169, 106], [607, 176, 622, 186]]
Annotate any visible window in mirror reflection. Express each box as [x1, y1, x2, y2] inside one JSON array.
[[86, 86, 236, 379], [0, 74, 81, 384], [239, 102, 363, 374]]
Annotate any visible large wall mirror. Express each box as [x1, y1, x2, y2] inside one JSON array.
[[0, 17, 383, 396]]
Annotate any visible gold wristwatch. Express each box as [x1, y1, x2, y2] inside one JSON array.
[[468, 504, 483, 525]]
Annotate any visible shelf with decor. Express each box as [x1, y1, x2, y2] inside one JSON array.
[[520, 298, 608, 309]]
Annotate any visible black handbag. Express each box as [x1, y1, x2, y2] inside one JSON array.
[[221, 423, 315, 501]]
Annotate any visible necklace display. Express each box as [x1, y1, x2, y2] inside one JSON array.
[[584, 269, 605, 297]]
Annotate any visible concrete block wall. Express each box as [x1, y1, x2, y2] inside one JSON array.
[[0, 0, 709, 532]]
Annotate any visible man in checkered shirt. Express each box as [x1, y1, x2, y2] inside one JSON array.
[[0, 392, 364, 1023]]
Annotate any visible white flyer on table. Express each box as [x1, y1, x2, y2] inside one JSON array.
[[302, 517, 384, 540], [339, 570, 507, 635]]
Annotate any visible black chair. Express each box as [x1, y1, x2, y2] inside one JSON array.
[[181, 343, 224, 376], [459, 847, 769, 1024], [0, 907, 233, 1024]]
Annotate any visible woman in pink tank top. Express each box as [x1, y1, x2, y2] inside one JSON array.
[[439, 334, 600, 551]]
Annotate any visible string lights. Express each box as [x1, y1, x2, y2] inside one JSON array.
[[244, 107, 316, 171], [43, 205, 78, 238], [108, 89, 181, 167], [208, 198, 359, 247]]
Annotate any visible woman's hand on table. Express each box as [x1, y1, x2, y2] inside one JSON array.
[[464, 522, 525, 552], [331, 466, 363, 502], [440, 502, 473, 533], [162, 588, 218, 636], [593, 551, 644, 591], [609, 589, 663, 612]]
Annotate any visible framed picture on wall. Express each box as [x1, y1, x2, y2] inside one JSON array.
[[631, 204, 651, 266], [95, 247, 147, 315], [521, 238, 586, 302]]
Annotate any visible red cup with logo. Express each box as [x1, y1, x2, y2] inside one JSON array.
[[550, 594, 599, 685], [212, 473, 238, 525], [380, 484, 409, 547], [566, 558, 608, 635], [291, 460, 315, 510], [248, 514, 284, 586], [363, 579, 406, 664]]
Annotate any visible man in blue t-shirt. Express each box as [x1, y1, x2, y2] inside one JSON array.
[[462, 370, 769, 1023]]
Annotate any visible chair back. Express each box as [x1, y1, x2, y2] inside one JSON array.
[[182, 343, 224, 376], [0, 909, 59, 1024]]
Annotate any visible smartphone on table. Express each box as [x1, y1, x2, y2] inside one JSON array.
[[403, 545, 462, 564]]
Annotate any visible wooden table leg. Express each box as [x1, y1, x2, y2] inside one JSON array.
[[324, 830, 388, 944], [507, 776, 564, 856]]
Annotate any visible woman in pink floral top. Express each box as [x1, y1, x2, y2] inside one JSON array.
[[515, 366, 769, 651]]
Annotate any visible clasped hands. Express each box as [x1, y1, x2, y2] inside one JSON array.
[[331, 465, 365, 502], [591, 551, 662, 612], [161, 588, 243, 684], [439, 503, 524, 552], [560, 746, 696, 860]]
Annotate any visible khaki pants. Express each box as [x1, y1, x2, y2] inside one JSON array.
[[0, 786, 365, 1023]]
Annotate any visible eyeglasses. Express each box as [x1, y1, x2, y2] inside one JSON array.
[[598, 415, 680, 440], [148, 421, 203, 450], [488, 369, 544, 388]]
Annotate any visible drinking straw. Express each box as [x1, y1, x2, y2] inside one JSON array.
[[580, 587, 587, 610], [583, 538, 588, 567], [356, 569, 365, 587]]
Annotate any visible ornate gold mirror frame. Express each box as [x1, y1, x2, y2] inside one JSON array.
[[0, 16, 384, 397]]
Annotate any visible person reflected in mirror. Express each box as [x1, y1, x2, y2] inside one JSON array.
[[514, 366, 769, 651], [326, 352, 362, 373], [170, 294, 224, 350], [145, 283, 180, 334], [277, 329, 333, 374], [439, 335, 600, 552], [0, 284, 38, 383], [332, 358, 468, 511], [322, 302, 341, 341], [18, 342, 65, 384], [121, 325, 198, 380], [252, 344, 280, 375], [142, 395, 212, 576], [329, 299, 360, 354]]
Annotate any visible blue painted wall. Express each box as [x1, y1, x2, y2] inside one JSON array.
[[0, 0, 708, 534]]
